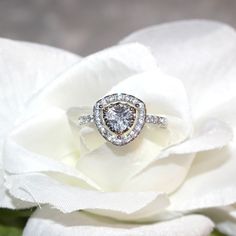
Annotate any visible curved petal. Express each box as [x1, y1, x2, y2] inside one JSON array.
[[201, 206, 236, 236], [0, 38, 79, 150], [108, 69, 190, 121], [121, 20, 236, 120], [0, 38, 80, 207], [76, 138, 167, 192], [23, 207, 214, 236], [76, 120, 232, 193], [35, 43, 158, 110], [4, 109, 100, 190], [8, 107, 77, 163], [169, 144, 236, 212], [200, 96, 236, 131], [120, 153, 195, 194], [0, 170, 11, 208], [6, 173, 169, 220], [160, 119, 233, 159]]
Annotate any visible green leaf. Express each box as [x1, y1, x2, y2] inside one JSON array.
[[210, 229, 226, 236], [0, 208, 35, 236], [0, 225, 22, 236]]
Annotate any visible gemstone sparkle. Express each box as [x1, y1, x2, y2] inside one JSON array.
[[103, 102, 136, 134], [93, 93, 146, 146]]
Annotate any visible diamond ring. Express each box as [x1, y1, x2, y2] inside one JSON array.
[[67, 93, 168, 146]]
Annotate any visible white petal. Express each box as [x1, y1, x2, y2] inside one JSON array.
[[76, 126, 194, 194], [76, 141, 193, 194], [1, 168, 34, 209], [6, 173, 169, 220], [108, 69, 192, 147], [0, 170, 12, 208], [169, 144, 236, 212], [118, 119, 232, 193], [0, 38, 79, 149], [160, 119, 233, 159], [76, 129, 194, 193], [9, 107, 77, 162], [120, 154, 195, 194], [201, 206, 236, 236], [23, 207, 214, 236], [0, 38, 80, 207], [36, 43, 157, 110], [108, 69, 190, 121], [201, 96, 236, 131], [121, 20, 236, 119], [4, 134, 100, 191], [77, 137, 161, 190], [5, 106, 192, 194]]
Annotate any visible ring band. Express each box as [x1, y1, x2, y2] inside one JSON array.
[[78, 114, 167, 127], [67, 93, 168, 146]]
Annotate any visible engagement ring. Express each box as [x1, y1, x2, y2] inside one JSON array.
[[67, 93, 168, 146]]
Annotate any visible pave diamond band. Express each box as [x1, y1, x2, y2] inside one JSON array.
[[67, 93, 168, 146], [78, 114, 167, 127]]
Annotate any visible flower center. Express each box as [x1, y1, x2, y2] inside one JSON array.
[[103, 102, 136, 134]]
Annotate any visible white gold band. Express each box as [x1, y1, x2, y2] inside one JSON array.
[[77, 114, 168, 128]]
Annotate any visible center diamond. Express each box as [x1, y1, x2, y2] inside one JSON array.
[[103, 102, 136, 134]]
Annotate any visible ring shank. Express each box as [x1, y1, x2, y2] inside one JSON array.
[[145, 114, 168, 128], [67, 107, 168, 128], [75, 113, 167, 128]]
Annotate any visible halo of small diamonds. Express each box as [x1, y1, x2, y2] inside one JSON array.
[[93, 93, 146, 146]]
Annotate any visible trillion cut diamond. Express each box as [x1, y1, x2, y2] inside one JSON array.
[[103, 102, 136, 134], [93, 93, 146, 146]]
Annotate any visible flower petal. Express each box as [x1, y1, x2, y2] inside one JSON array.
[[6, 172, 169, 220], [0, 38, 80, 207], [23, 207, 214, 236], [120, 119, 232, 194], [4, 110, 100, 190], [0, 170, 12, 208], [76, 138, 167, 191], [121, 20, 236, 119], [160, 119, 233, 159], [169, 144, 236, 212], [76, 119, 232, 193], [0, 38, 79, 150], [201, 206, 236, 236], [0, 36, 77, 137], [108, 69, 190, 122], [201, 96, 236, 131], [8, 107, 76, 163], [120, 154, 195, 194], [36, 43, 157, 110]]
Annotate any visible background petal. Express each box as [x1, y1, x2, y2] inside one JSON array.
[[0, 38, 80, 148], [160, 119, 233, 158], [9, 108, 77, 164], [169, 145, 236, 212], [36, 43, 158, 110], [201, 206, 236, 236], [0, 38, 80, 207], [108, 69, 190, 121], [6, 173, 169, 220], [121, 20, 236, 120], [23, 207, 214, 236]]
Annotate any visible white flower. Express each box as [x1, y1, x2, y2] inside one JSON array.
[[1, 20, 236, 236]]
